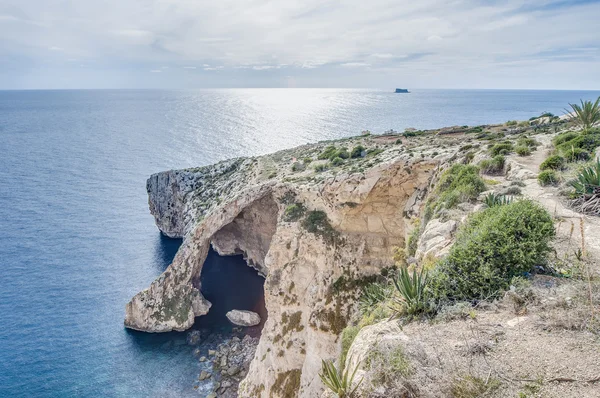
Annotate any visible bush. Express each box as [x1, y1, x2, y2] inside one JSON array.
[[554, 131, 600, 157], [284, 203, 305, 222], [331, 156, 344, 166], [489, 142, 513, 156], [564, 148, 591, 162], [350, 145, 365, 158], [314, 164, 327, 172], [429, 200, 555, 302], [318, 145, 338, 160], [517, 137, 539, 148], [479, 155, 505, 175], [539, 155, 565, 171], [515, 145, 531, 156], [538, 170, 559, 186], [553, 131, 579, 146], [302, 210, 339, 244], [429, 164, 486, 212], [506, 120, 518, 126]]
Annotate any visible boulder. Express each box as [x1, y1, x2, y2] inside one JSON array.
[[226, 310, 261, 327]]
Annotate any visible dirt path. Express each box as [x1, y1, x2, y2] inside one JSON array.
[[503, 134, 600, 268]]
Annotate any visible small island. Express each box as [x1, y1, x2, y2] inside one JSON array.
[[395, 88, 409, 93]]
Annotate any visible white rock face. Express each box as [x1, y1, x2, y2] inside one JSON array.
[[226, 310, 261, 326], [415, 218, 458, 260]]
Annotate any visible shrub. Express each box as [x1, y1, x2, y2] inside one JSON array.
[[340, 326, 360, 369], [319, 359, 362, 398], [429, 164, 486, 212], [303, 157, 313, 164], [392, 267, 429, 316], [553, 131, 579, 146], [517, 137, 539, 148], [335, 148, 350, 159], [319, 145, 338, 160], [538, 170, 559, 186], [506, 120, 518, 126], [489, 142, 513, 156], [429, 200, 555, 302], [570, 160, 600, 195], [554, 131, 600, 156], [539, 155, 565, 171], [359, 282, 390, 313], [302, 210, 339, 244], [314, 164, 327, 172], [515, 145, 531, 156], [350, 145, 365, 158], [564, 148, 591, 162], [331, 156, 344, 166], [366, 148, 384, 157], [479, 155, 505, 175], [284, 203, 306, 222]]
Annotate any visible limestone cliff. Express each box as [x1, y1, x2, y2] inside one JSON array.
[[124, 132, 465, 396]]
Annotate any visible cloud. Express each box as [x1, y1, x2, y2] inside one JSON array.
[[0, 0, 599, 88]]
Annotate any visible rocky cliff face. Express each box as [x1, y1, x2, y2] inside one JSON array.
[[125, 133, 470, 396]]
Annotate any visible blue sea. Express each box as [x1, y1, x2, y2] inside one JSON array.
[[1, 88, 600, 397]]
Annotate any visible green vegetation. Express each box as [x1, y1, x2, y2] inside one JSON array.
[[340, 326, 360, 369], [331, 156, 344, 166], [359, 282, 390, 313], [319, 359, 362, 398], [479, 155, 505, 175], [392, 267, 429, 316], [517, 137, 539, 148], [284, 203, 306, 222], [483, 192, 512, 207], [366, 346, 412, 387], [302, 210, 339, 245], [564, 148, 591, 162], [565, 97, 600, 133], [426, 164, 486, 216], [314, 163, 327, 172], [540, 155, 565, 171], [538, 170, 559, 186], [489, 142, 513, 156], [515, 145, 531, 156], [506, 120, 518, 126], [350, 145, 365, 158], [429, 200, 555, 302], [319, 145, 338, 160], [553, 130, 600, 159], [570, 159, 600, 195]]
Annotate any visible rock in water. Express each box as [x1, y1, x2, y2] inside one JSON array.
[[225, 310, 261, 327]]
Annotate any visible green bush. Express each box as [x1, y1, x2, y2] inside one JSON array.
[[538, 170, 559, 186], [302, 210, 339, 244], [515, 145, 531, 156], [564, 148, 591, 162], [554, 131, 600, 157], [517, 137, 539, 148], [506, 120, 518, 126], [489, 142, 513, 156], [331, 156, 344, 166], [429, 200, 554, 302], [314, 164, 327, 172], [318, 145, 338, 160], [553, 131, 579, 146], [350, 145, 365, 158], [335, 148, 350, 159], [428, 164, 486, 213], [539, 155, 565, 171], [284, 203, 306, 222], [479, 155, 505, 175]]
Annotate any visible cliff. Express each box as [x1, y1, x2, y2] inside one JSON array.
[[125, 118, 600, 397]]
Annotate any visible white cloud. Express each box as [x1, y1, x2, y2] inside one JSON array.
[[0, 0, 599, 88]]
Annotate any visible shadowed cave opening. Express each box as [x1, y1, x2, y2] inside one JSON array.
[[194, 247, 267, 334]]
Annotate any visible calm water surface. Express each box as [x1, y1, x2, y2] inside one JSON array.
[[1, 89, 599, 397]]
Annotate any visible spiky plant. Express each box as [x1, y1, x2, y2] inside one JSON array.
[[570, 160, 600, 195], [565, 97, 600, 133], [483, 192, 512, 207], [359, 282, 390, 314], [392, 267, 429, 315], [319, 359, 362, 398]]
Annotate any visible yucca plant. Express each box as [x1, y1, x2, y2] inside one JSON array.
[[392, 266, 429, 315], [570, 160, 600, 195], [565, 97, 600, 133], [359, 282, 390, 313], [319, 359, 362, 398], [483, 192, 512, 207]]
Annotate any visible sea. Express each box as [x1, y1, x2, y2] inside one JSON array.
[[1, 88, 600, 397]]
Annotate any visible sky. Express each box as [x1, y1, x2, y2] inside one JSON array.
[[1, 0, 599, 89]]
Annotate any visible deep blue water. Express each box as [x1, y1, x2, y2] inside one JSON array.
[[1, 88, 600, 397]]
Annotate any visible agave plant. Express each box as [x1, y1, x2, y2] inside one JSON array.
[[565, 97, 600, 133], [392, 266, 429, 315], [483, 192, 512, 207], [570, 160, 600, 195], [359, 281, 390, 313], [319, 359, 362, 398]]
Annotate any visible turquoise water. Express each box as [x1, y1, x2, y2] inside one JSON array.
[[1, 89, 599, 397]]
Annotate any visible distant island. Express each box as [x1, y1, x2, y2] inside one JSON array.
[[395, 88, 409, 93]]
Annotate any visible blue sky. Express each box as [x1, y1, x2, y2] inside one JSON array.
[[1, 0, 599, 89]]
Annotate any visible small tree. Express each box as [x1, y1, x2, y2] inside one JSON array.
[[565, 97, 600, 133]]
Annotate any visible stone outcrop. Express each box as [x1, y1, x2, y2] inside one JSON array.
[[226, 310, 261, 327], [124, 133, 467, 396]]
